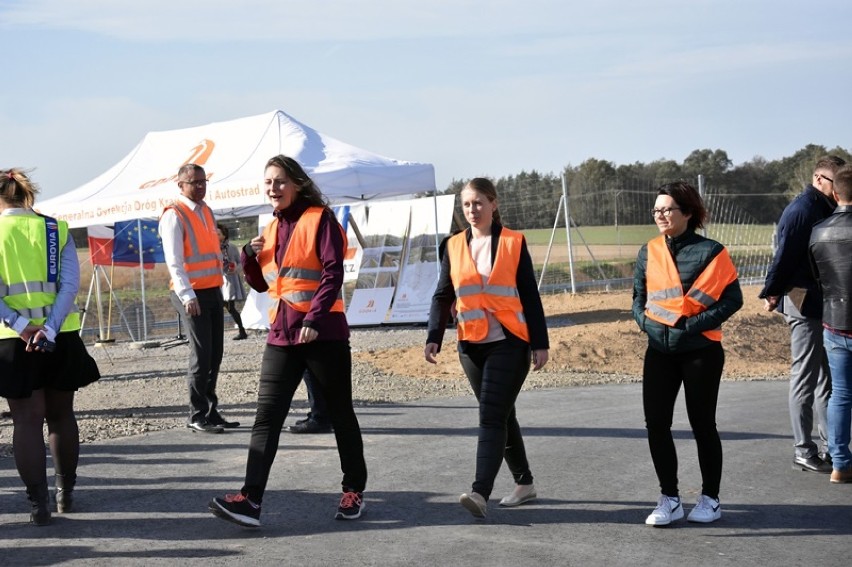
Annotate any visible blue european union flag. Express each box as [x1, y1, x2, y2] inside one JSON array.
[[333, 205, 350, 232], [113, 220, 165, 264]]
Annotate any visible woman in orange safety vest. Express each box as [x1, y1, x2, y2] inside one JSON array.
[[425, 177, 550, 519], [209, 155, 367, 528], [632, 181, 743, 527]]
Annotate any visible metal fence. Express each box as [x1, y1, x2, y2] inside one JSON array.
[[74, 182, 784, 342]]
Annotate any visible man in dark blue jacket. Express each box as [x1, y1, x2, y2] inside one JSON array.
[[760, 155, 846, 474]]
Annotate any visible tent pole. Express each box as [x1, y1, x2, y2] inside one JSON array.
[[137, 219, 148, 341], [94, 264, 106, 340], [106, 263, 115, 340], [432, 190, 440, 265], [81, 263, 97, 336]]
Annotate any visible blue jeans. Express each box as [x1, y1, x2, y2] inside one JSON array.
[[824, 329, 852, 470]]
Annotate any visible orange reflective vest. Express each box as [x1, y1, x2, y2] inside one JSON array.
[[161, 201, 223, 290], [644, 235, 738, 341], [447, 228, 530, 343], [258, 207, 346, 322]]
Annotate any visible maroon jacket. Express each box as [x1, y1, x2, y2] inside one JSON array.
[[242, 198, 350, 346]]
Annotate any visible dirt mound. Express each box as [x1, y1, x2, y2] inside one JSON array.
[[364, 285, 791, 381]]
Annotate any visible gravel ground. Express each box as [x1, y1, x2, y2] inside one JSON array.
[[0, 287, 788, 457], [0, 325, 639, 457]]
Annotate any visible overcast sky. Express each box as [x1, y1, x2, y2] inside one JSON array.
[[2, 0, 851, 201]]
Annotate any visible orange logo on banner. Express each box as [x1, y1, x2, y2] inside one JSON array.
[[138, 139, 216, 190], [365, 300, 375, 309], [182, 139, 215, 166]]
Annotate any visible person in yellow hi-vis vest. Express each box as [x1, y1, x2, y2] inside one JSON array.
[[633, 181, 743, 527], [0, 168, 100, 526], [425, 177, 550, 520]]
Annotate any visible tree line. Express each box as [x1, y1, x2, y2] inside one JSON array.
[[439, 144, 852, 228]]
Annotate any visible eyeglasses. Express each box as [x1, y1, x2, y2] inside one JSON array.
[[815, 173, 834, 184], [651, 207, 681, 218], [180, 179, 208, 187]]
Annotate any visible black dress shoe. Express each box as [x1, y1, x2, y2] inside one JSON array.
[[285, 419, 332, 434], [232, 332, 248, 341], [187, 421, 225, 434], [819, 452, 833, 466], [792, 455, 832, 474], [210, 418, 240, 429]]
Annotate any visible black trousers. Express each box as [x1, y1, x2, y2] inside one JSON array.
[[642, 342, 724, 500], [170, 288, 224, 423], [242, 340, 367, 503], [459, 338, 533, 500]]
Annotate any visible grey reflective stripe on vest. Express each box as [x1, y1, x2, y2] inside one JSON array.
[[171, 204, 216, 263], [278, 266, 323, 281], [186, 265, 222, 278], [647, 286, 682, 301], [687, 288, 715, 308], [457, 309, 486, 322], [0, 280, 58, 296], [282, 289, 343, 304], [455, 284, 519, 298], [645, 301, 680, 324], [14, 304, 80, 320]]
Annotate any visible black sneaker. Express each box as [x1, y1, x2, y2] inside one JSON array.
[[285, 418, 332, 434], [335, 491, 364, 520], [209, 493, 261, 527]]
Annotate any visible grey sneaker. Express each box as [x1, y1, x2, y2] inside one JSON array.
[[459, 492, 487, 518]]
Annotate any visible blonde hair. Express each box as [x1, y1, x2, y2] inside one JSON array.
[[0, 168, 39, 209]]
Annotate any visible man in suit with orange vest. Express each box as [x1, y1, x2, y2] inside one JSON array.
[[159, 164, 238, 433]]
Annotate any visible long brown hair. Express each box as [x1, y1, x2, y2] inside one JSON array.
[[266, 155, 328, 208]]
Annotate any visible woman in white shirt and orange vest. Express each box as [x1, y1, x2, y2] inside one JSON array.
[[425, 177, 549, 519], [632, 181, 743, 526]]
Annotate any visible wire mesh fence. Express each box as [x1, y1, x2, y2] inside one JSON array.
[[73, 178, 785, 342]]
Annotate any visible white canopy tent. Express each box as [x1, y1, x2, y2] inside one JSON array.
[[36, 110, 438, 341], [37, 109, 436, 226]]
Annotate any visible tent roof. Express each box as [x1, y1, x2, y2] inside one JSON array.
[[37, 110, 436, 228]]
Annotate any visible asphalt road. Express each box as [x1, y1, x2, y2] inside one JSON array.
[[0, 380, 849, 566]]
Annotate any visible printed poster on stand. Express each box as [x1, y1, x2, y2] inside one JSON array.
[[346, 200, 412, 326], [388, 194, 456, 323]]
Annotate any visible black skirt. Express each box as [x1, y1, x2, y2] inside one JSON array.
[[0, 332, 101, 399]]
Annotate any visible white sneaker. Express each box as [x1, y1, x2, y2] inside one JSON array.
[[645, 495, 683, 526], [499, 484, 537, 507], [687, 494, 721, 523]]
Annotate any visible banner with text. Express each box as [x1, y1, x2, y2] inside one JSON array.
[[346, 201, 412, 326], [388, 194, 456, 323]]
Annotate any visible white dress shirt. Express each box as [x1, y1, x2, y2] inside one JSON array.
[[158, 194, 216, 305]]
